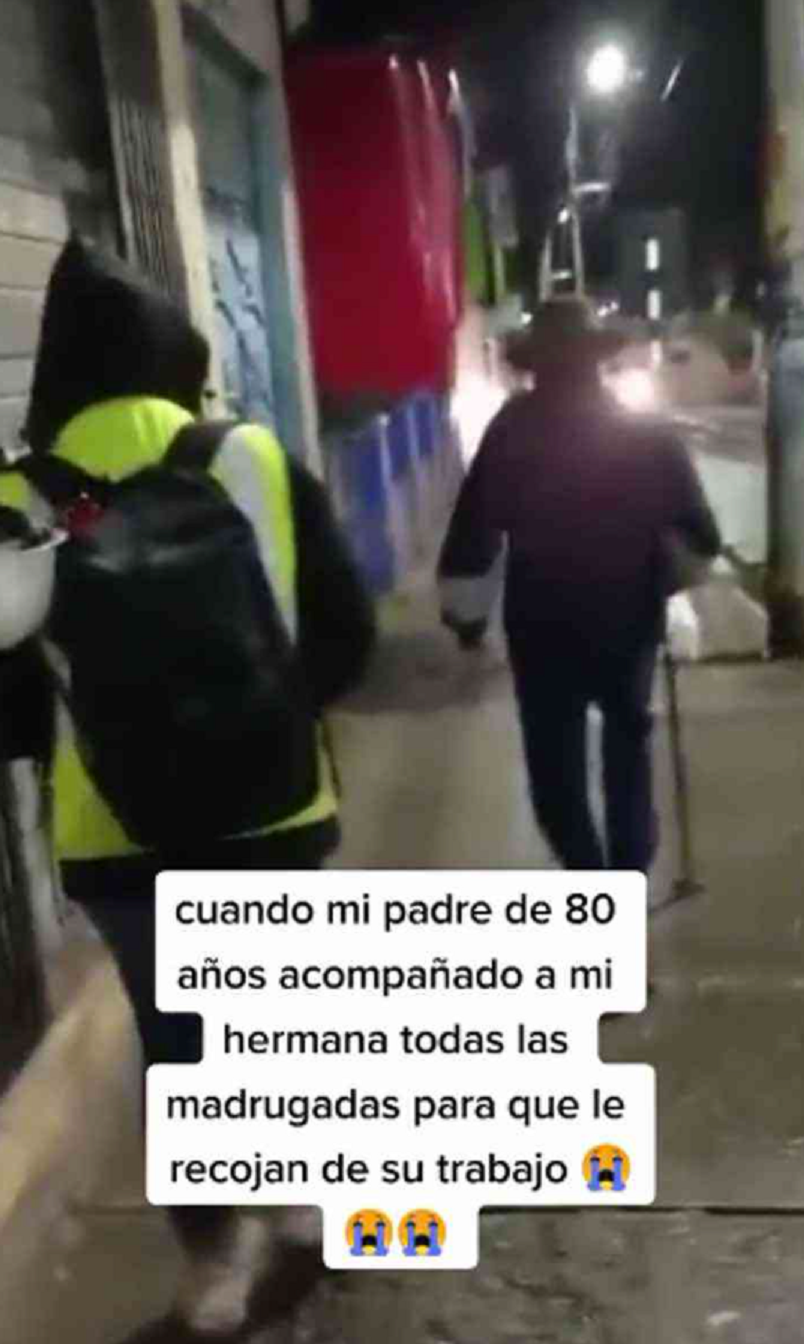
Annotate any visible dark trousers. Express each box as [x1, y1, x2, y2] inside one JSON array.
[[509, 639, 659, 872], [64, 830, 329, 1257]]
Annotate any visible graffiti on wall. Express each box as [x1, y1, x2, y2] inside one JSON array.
[[188, 24, 276, 427], [205, 191, 275, 427]]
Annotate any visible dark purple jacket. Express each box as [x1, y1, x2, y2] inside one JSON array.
[[439, 387, 721, 658]]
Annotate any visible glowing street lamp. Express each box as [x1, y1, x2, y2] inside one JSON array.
[[542, 41, 631, 299], [586, 44, 629, 97]]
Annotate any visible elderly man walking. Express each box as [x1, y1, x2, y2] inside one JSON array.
[[439, 298, 720, 873]]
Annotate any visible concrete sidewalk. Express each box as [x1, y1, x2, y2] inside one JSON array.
[[2, 577, 804, 1343]]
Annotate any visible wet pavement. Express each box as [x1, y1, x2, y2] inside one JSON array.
[[9, 1207, 804, 1343], [2, 563, 804, 1341], [2, 368, 800, 1342]]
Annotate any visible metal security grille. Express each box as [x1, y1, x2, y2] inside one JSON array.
[[92, 0, 186, 301]]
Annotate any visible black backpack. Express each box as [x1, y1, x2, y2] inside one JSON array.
[[18, 422, 319, 849]]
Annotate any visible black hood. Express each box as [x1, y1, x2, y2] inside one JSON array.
[[26, 235, 210, 455]]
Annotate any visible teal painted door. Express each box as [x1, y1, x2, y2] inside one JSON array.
[[189, 39, 275, 426]]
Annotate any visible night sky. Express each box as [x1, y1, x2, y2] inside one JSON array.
[[306, 0, 764, 297], [613, 0, 763, 296]]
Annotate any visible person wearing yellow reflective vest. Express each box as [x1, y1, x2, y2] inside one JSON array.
[[3, 236, 375, 1337]]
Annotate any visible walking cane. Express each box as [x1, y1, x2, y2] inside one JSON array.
[[662, 636, 704, 902]]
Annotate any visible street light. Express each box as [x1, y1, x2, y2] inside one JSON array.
[[541, 41, 631, 299], [586, 43, 629, 96]]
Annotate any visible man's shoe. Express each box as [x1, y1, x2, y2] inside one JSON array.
[[175, 1216, 272, 1337]]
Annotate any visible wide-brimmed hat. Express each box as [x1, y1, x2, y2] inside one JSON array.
[[505, 296, 628, 371]]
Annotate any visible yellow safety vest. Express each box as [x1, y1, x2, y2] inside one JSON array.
[[0, 396, 337, 860]]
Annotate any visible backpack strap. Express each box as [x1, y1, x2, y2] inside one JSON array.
[[15, 455, 105, 509], [12, 420, 242, 506], [166, 420, 240, 474]]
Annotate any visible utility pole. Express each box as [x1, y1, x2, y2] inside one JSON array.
[[765, 0, 804, 655], [567, 102, 586, 297], [539, 101, 586, 301], [540, 40, 637, 305]]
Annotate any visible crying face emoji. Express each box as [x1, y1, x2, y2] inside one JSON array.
[[584, 1146, 631, 1193], [345, 1210, 392, 1257], [399, 1210, 447, 1258]]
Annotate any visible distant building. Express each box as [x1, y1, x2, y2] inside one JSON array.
[[615, 209, 690, 328]]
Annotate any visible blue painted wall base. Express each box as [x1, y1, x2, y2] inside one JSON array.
[[326, 391, 464, 597]]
